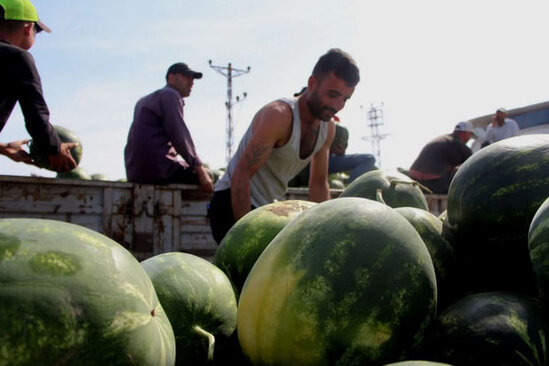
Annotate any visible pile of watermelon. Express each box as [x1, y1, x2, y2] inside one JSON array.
[[4, 134, 549, 365]]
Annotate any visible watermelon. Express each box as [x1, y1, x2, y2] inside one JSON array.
[[91, 173, 109, 181], [56, 166, 91, 180], [446, 134, 549, 296], [141, 252, 237, 365], [425, 291, 548, 366], [0, 218, 175, 365], [340, 169, 429, 210], [29, 125, 83, 170], [528, 196, 549, 302], [383, 362, 453, 366], [213, 200, 316, 296], [395, 207, 457, 309], [237, 197, 437, 365]]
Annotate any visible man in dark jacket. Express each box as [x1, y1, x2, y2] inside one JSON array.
[[0, 0, 77, 171]]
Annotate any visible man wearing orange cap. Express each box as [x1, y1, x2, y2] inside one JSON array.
[[0, 0, 77, 172]]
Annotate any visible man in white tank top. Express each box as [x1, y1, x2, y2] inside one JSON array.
[[208, 49, 360, 244]]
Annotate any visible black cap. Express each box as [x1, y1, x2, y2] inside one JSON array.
[[166, 62, 203, 79]]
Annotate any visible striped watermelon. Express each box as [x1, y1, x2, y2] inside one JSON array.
[[141, 252, 237, 365], [237, 197, 437, 365], [29, 125, 83, 170], [528, 196, 549, 302], [213, 200, 316, 296], [446, 134, 549, 296], [340, 169, 429, 210], [383, 362, 453, 366], [426, 291, 548, 366], [0, 218, 175, 365], [395, 207, 456, 309]]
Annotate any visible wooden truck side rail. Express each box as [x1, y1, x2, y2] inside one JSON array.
[[0, 175, 447, 261]]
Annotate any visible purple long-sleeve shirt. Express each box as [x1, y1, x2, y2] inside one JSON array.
[[124, 85, 203, 184]]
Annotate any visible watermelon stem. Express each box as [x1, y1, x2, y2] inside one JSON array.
[[375, 189, 386, 205], [389, 178, 433, 194], [192, 325, 215, 362]]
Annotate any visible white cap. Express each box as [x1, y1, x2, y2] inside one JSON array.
[[454, 121, 474, 132]]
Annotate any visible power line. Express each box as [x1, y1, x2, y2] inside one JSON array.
[[208, 60, 251, 164], [362, 103, 389, 168]]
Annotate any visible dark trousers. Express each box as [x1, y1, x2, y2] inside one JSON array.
[[207, 188, 255, 244], [166, 167, 200, 185]]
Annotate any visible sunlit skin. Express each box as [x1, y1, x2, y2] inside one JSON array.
[[167, 73, 194, 98], [230, 71, 355, 221]]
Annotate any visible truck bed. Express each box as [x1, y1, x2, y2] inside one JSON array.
[[0, 175, 447, 261]]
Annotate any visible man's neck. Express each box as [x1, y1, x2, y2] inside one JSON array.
[[297, 95, 319, 127]]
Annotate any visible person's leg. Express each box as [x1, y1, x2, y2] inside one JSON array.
[[166, 166, 200, 185], [329, 154, 376, 182], [207, 188, 236, 244]]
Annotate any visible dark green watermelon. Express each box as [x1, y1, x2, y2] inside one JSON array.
[[29, 125, 83, 170], [238, 197, 437, 365], [0, 218, 175, 365], [383, 361, 453, 366], [141, 252, 237, 365], [340, 169, 429, 210], [528, 196, 549, 303], [395, 207, 457, 309], [446, 134, 549, 296], [56, 166, 91, 180], [425, 291, 548, 366], [213, 200, 316, 297]]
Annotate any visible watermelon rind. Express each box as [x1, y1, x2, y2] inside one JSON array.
[[142, 252, 237, 365], [446, 134, 549, 296], [0, 218, 175, 366], [237, 197, 437, 365], [426, 291, 548, 366], [340, 169, 429, 210], [213, 199, 316, 296], [528, 196, 549, 303], [29, 125, 83, 170]]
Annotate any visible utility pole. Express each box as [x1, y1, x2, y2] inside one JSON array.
[[209, 60, 251, 164], [362, 103, 389, 168]]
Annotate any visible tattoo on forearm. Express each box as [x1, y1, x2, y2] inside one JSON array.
[[246, 144, 269, 167]]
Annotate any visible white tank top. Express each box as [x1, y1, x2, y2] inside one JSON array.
[[215, 97, 329, 207]]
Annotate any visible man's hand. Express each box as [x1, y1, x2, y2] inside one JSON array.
[[195, 165, 214, 193], [48, 142, 78, 172], [0, 139, 33, 165]]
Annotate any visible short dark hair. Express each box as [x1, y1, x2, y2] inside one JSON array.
[[312, 48, 360, 87]]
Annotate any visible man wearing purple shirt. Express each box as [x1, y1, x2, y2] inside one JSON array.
[[124, 62, 213, 192]]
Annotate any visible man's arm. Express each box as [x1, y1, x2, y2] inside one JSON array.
[[230, 102, 293, 221], [0, 139, 33, 164], [158, 89, 205, 168], [308, 120, 336, 202]]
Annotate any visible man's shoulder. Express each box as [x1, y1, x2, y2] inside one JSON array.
[[259, 99, 293, 119], [0, 41, 33, 62]]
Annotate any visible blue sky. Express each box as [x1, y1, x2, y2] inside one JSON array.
[[2, 0, 549, 180]]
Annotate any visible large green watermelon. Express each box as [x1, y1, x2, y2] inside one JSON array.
[[213, 200, 316, 296], [0, 218, 175, 365], [425, 291, 548, 366], [446, 134, 549, 296], [528, 196, 549, 303], [29, 125, 83, 170], [237, 197, 437, 365], [384, 362, 453, 366], [56, 166, 91, 180], [340, 169, 429, 210], [141, 252, 237, 365], [395, 207, 457, 309]]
